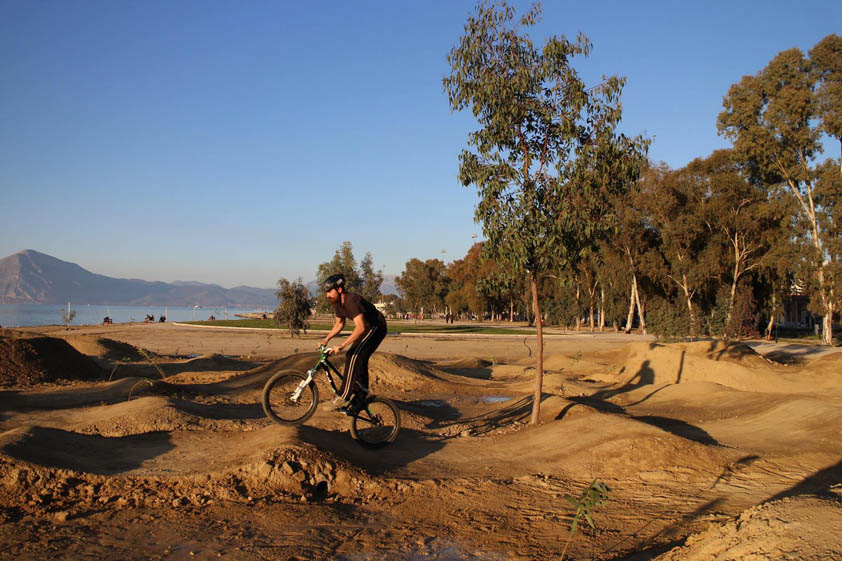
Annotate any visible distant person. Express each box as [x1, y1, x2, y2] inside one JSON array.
[[159, 316, 166, 323], [209, 315, 215, 321], [320, 273, 387, 413], [102, 316, 112, 325]]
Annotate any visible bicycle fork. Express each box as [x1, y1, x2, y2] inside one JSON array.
[[291, 369, 316, 401]]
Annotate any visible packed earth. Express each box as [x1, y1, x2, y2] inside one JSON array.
[[1, 322, 840, 560]]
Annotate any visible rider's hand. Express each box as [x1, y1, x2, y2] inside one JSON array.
[[328, 345, 342, 356]]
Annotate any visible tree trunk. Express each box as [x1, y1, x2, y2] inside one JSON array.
[[599, 286, 605, 332], [681, 274, 697, 337], [823, 299, 834, 346], [725, 240, 742, 336], [634, 280, 647, 334], [510, 299, 514, 322], [766, 292, 777, 340], [529, 271, 544, 426], [624, 278, 636, 333]]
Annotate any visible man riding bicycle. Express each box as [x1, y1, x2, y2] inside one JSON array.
[[320, 273, 387, 413]]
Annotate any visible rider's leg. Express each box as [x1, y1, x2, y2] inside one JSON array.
[[339, 323, 386, 402]]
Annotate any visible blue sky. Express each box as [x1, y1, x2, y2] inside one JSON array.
[[1, 0, 839, 288]]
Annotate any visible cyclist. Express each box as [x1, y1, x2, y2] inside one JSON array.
[[320, 273, 387, 413]]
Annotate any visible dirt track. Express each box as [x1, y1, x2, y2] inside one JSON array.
[[1, 323, 841, 560]]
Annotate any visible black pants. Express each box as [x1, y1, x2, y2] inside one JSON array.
[[339, 322, 386, 400]]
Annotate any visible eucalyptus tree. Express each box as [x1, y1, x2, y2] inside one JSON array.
[[444, 1, 646, 423], [718, 40, 838, 344], [316, 242, 383, 313], [359, 252, 384, 303], [396, 258, 448, 322], [447, 243, 493, 321], [688, 150, 781, 335], [606, 162, 664, 333], [317, 242, 361, 292], [811, 34, 842, 168], [274, 278, 314, 338], [640, 164, 721, 336]]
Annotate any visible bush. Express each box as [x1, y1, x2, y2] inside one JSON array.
[[274, 278, 314, 338], [647, 296, 692, 342]]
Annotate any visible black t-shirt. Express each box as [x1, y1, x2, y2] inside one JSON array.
[[335, 292, 385, 328]]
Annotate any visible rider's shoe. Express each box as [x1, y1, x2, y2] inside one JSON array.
[[341, 395, 366, 416], [322, 397, 351, 412]]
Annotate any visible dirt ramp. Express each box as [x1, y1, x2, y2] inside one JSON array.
[[62, 335, 147, 362], [1, 396, 264, 437], [0, 330, 104, 387], [0, 377, 153, 411], [653, 495, 842, 561], [601, 342, 804, 393], [370, 353, 491, 393]]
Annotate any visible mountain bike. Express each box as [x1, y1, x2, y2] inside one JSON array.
[[261, 345, 400, 448]]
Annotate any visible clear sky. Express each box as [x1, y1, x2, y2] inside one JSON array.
[[1, 0, 839, 288]]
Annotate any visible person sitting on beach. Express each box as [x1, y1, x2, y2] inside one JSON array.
[[102, 316, 112, 325], [320, 273, 387, 414]]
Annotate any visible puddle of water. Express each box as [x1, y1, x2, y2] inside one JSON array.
[[482, 396, 510, 403], [415, 400, 448, 407]]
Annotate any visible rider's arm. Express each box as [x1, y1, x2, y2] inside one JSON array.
[[321, 316, 346, 347], [329, 314, 365, 355]]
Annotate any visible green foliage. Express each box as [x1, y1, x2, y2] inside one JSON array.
[[444, 0, 647, 424], [718, 34, 840, 345], [560, 479, 610, 561], [647, 296, 692, 343], [316, 242, 384, 312], [274, 277, 314, 338], [359, 252, 384, 303], [395, 258, 448, 317]]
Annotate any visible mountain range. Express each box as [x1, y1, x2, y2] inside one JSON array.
[[0, 250, 398, 306], [0, 250, 277, 307]]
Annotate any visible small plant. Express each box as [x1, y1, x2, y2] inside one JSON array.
[[61, 302, 76, 330], [137, 348, 167, 380], [560, 479, 610, 561]]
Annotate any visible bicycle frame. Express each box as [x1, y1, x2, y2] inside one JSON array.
[[292, 345, 346, 401]]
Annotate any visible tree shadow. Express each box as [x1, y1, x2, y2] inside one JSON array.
[[607, 497, 727, 560], [765, 458, 842, 502], [556, 353, 720, 448], [0, 427, 175, 475]]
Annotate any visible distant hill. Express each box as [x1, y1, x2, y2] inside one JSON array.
[[0, 250, 277, 307]]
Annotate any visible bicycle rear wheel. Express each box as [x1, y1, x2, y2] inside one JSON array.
[[350, 396, 400, 448], [262, 370, 319, 426]]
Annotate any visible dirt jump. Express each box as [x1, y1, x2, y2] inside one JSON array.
[[1, 323, 840, 560]]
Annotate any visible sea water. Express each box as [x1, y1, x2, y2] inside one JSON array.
[[0, 304, 270, 328]]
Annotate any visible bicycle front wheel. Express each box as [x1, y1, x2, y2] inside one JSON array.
[[262, 370, 319, 426], [350, 396, 400, 448]]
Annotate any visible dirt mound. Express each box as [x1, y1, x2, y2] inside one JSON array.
[[174, 353, 256, 373], [370, 353, 490, 394], [0, 428, 379, 516], [598, 341, 804, 393], [0, 330, 104, 388], [796, 352, 842, 376], [654, 495, 842, 561], [0, 378, 159, 412], [62, 335, 148, 362]]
